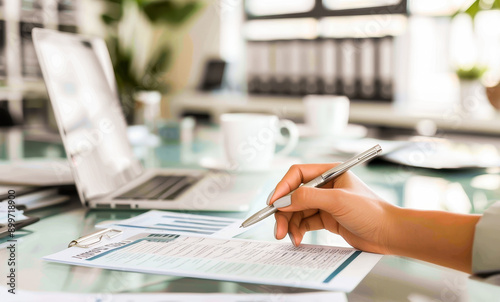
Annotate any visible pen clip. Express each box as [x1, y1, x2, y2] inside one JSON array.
[[357, 146, 382, 162], [68, 228, 122, 248]]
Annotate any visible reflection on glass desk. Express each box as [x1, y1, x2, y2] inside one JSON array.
[[1, 127, 500, 300]]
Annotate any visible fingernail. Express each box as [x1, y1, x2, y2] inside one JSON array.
[[288, 232, 297, 246], [266, 189, 275, 205], [274, 222, 277, 239], [273, 195, 291, 208]]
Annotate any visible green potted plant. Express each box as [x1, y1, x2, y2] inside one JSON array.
[[455, 65, 492, 117], [100, 0, 203, 123], [453, 0, 500, 117]]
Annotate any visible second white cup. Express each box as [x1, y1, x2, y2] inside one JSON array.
[[220, 113, 298, 171], [304, 95, 350, 137]]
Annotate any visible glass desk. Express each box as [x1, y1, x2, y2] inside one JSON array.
[[1, 127, 500, 300]]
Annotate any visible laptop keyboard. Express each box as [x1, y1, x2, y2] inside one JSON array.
[[116, 175, 199, 200]]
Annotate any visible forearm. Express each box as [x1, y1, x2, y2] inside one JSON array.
[[388, 207, 481, 273]]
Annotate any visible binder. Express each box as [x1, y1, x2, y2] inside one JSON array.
[[378, 36, 393, 100], [248, 41, 272, 94], [58, 0, 79, 27], [20, 0, 44, 23], [20, 22, 44, 79], [300, 40, 319, 95], [246, 42, 261, 93], [359, 38, 376, 99], [58, 25, 78, 33], [320, 39, 338, 95], [339, 39, 357, 98], [272, 40, 290, 94], [252, 41, 267, 93], [288, 40, 301, 95], [258, 41, 272, 94]]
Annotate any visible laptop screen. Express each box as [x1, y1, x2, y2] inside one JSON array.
[[33, 29, 143, 201]]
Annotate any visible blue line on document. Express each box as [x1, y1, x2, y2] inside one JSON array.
[[114, 224, 214, 235], [172, 220, 229, 227], [155, 223, 221, 231], [87, 236, 180, 261], [162, 215, 232, 224], [322, 251, 362, 283]]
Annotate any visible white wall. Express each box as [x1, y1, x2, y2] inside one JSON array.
[[167, 0, 222, 92], [80, 0, 108, 38]]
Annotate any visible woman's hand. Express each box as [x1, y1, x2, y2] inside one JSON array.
[[269, 163, 481, 273], [269, 163, 398, 254]]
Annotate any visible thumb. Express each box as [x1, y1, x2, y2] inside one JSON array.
[[276, 186, 345, 214]]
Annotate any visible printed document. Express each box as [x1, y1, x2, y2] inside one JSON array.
[[97, 210, 247, 238], [44, 231, 381, 291]]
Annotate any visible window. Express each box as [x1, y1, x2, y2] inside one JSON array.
[[408, 0, 470, 16], [319, 14, 407, 38], [245, 18, 318, 41], [323, 0, 401, 11], [245, 0, 407, 20], [246, 0, 315, 16]]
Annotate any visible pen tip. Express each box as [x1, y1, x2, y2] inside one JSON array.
[[239, 225, 243, 228]]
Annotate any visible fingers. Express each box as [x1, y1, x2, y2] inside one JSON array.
[[275, 209, 317, 241], [280, 186, 347, 215], [287, 210, 317, 246], [268, 164, 340, 204], [269, 163, 374, 247], [287, 211, 303, 246], [293, 213, 324, 245], [274, 211, 292, 240], [290, 212, 341, 246]]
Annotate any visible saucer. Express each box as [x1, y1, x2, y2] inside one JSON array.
[[199, 156, 301, 173], [297, 124, 368, 139]]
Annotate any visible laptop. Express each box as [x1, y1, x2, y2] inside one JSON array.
[[32, 28, 261, 211]]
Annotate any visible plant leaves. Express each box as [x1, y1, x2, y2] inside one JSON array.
[[101, 14, 120, 25], [100, 0, 124, 25], [464, 0, 480, 19], [453, 0, 500, 18], [102, 0, 201, 92], [151, 48, 172, 74], [456, 66, 487, 80], [139, 47, 172, 91], [141, 0, 203, 25], [107, 36, 141, 91]]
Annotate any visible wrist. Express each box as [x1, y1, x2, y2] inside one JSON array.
[[384, 207, 481, 272], [383, 205, 406, 255]]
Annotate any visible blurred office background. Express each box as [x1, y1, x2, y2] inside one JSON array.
[[1, 0, 500, 132]]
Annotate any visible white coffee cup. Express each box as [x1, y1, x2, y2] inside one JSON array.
[[220, 113, 298, 171], [303, 95, 350, 137]]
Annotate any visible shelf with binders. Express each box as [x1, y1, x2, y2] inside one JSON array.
[[246, 36, 395, 102], [0, 0, 80, 84], [0, 0, 81, 126]]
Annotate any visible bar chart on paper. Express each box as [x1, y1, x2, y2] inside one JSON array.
[[98, 210, 246, 238]]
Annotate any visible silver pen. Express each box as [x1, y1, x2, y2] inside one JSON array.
[[240, 144, 382, 228]]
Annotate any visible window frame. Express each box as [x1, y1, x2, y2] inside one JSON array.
[[245, 0, 408, 20]]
